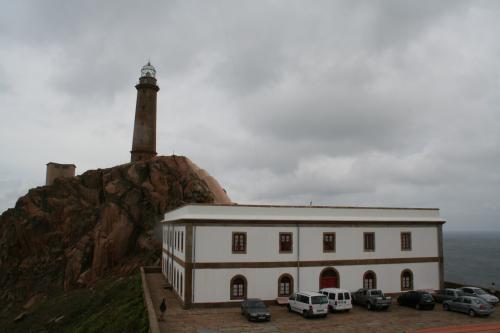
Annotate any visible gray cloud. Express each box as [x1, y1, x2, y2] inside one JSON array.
[[1, 1, 500, 231]]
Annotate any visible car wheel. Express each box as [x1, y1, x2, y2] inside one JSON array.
[[287, 304, 291, 312], [469, 310, 476, 317], [443, 304, 449, 311], [416, 304, 421, 310], [397, 299, 401, 306], [302, 310, 308, 318], [367, 302, 372, 310]]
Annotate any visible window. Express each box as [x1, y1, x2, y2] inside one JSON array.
[[278, 274, 293, 297], [297, 294, 308, 303], [230, 275, 247, 300], [401, 232, 412, 251], [364, 232, 375, 251], [232, 232, 246, 253], [180, 272, 183, 296], [323, 232, 336, 252], [401, 270, 413, 290], [279, 232, 293, 253], [363, 271, 377, 289], [181, 231, 184, 252], [175, 231, 178, 250]]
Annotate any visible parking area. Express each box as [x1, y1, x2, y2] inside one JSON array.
[[146, 273, 500, 333]]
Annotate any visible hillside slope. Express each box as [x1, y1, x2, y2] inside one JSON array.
[[0, 155, 231, 304]]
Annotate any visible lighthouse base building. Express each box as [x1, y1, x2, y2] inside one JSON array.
[[161, 204, 444, 309]]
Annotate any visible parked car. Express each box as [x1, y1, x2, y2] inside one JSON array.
[[240, 298, 271, 322], [319, 288, 353, 312], [443, 296, 494, 317], [397, 291, 435, 310], [288, 291, 329, 318], [352, 288, 391, 310], [434, 289, 464, 303], [459, 287, 499, 306]]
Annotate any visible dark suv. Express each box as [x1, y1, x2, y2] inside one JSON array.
[[397, 291, 435, 310]]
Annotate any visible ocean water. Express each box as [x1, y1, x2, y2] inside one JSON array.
[[444, 231, 500, 288]]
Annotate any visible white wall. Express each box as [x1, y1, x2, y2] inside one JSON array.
[[172, 260, 185, 301], [298, 263, 439, 294], [300, 226, 438, 260], [194, 226, 438, 262], [192, 262, 439, 303], [172, 225, 186, 262], [195, 226, 298, 263], [193, 267, 298, 303]]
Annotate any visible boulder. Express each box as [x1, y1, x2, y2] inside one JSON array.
[[0, 156, 231, 302]]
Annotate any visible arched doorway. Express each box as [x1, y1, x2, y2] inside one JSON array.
[[319, 267, 339, 289]]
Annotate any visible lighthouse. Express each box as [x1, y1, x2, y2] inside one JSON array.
[[130, 62, 159, 162]]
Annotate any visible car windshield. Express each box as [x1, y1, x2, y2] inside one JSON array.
[[247, 301, 266, 308], [475, 289, 486, 295], [371, 290, 383, 296], [311, 296, 328, 304]]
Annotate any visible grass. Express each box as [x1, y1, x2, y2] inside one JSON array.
[[0, 273, 149, 333]]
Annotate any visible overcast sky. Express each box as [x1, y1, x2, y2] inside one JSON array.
[[1, 1, 500, 231]]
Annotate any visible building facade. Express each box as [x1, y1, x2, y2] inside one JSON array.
[[161, 204, 445, 308]]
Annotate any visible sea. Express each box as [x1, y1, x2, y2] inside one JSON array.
[[444, 231, 500, 288]]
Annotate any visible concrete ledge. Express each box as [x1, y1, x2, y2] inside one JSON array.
[[140, 266, 161, 333], [144, 266, 162, 273]]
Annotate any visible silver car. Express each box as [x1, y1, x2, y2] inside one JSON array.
[[443, 296, 494, 317], [459, 287, 499, 305]]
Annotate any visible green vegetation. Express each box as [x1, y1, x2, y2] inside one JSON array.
[[0, 273, 149, 333]]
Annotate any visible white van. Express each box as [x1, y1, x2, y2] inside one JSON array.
[[288, 291, 329, 318], [320, 288, 353, 312]]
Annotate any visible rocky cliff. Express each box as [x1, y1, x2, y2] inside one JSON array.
[[0, 156, 231, 303]]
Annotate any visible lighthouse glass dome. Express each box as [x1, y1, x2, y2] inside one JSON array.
[[141, 62, 156, 78]]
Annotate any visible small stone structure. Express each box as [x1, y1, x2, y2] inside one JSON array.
[[45, 162, 76, 185]]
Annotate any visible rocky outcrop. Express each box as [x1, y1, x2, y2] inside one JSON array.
[[0, 156, 231, 302]]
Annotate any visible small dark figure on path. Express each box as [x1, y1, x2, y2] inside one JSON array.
[[489, 282, 496, 295], [159, 298, 167, 321]]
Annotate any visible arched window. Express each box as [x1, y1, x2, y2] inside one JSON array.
[[401, 269, 413, 290], [230, 275, 247, 300], [363, 271, 377, 289], [278, 274, 294, 297]]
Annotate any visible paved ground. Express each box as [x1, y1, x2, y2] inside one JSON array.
[[146, 273, 500, 333]]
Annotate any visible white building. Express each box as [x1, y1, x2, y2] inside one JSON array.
[[161, 204, 445, 309]]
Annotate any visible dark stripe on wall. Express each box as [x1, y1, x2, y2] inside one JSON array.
[[162, 249, 440, 269]]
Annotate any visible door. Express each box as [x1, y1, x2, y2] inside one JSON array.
[[320, 268, 338, 289]]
